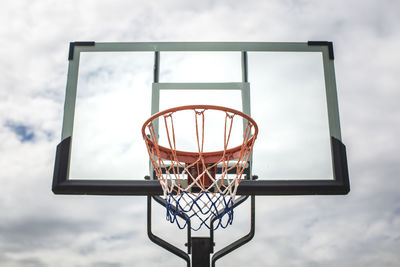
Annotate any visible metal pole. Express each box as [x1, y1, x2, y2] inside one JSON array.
[[192, 237, 212, 267]]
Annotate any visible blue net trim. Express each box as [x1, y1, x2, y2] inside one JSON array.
[[165, 191, 234, 231]]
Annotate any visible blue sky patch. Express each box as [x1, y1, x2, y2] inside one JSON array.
[[5, 121, 36, 142]]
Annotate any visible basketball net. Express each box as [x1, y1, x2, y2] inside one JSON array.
[[142, 105, 258, 230]]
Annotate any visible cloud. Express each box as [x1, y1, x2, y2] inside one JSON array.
[[0, 216, 98, 252], [0, 0, 400, 266], [90, 263, 121, 267]]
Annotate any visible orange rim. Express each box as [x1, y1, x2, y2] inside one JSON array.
[[142, 105, 258, 163]]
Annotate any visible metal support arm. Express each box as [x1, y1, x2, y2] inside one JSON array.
[[211, 195, 255, 267], [147, 196, 190, 267]]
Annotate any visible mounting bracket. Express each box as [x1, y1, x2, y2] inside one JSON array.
[[147, 195, 255, 267]]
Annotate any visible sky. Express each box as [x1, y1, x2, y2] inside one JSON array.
[[1, 0, 399, 266]]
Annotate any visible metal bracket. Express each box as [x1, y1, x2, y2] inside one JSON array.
[[147, 196, 190, 267], [147, 195, 255, 267], [211, 195, 255, 267]]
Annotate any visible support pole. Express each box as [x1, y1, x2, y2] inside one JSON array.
[[192, 237, 212, 267]]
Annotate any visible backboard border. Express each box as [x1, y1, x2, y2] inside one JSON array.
[[53, 41, 350, 196], [308, 41, 334, 60], [68, 41, 95, 60]]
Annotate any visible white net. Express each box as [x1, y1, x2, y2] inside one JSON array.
[[142, 105, 257, 230]]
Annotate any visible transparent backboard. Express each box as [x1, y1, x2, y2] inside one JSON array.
[[53, 42, 349, 195]]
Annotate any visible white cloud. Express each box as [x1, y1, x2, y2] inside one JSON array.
[[0, 0, 399, 266]]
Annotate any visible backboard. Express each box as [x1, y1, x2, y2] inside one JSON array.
[[53, 42, 349, 196]]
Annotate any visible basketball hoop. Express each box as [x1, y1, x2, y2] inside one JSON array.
[[142, 105, 258, 230]]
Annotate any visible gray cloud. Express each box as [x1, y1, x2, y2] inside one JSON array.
[[0, 216, 98, 252], [90, 263, 121, 267], [0, 0, 399, 266], [17, 258, 46, 267]]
